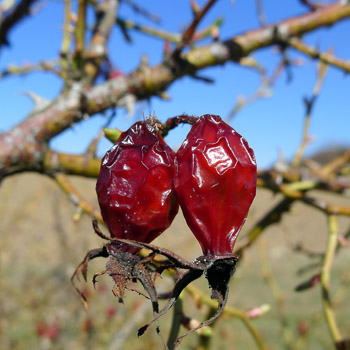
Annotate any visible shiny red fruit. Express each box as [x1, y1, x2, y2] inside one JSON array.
[[96, 120, 178, 251], [174, 114, 257, 255]]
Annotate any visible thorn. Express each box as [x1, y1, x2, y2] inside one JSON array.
[[156, 91, 171, 100], [21, 91, 51, 114], [190, 1, 200, 15], [118, 94, 136, 116], [190, 74, 214, 84], [139, 54, 149, 69]]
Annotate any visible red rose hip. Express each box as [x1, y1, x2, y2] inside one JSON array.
[[96, 120, 179, 250], [174, 114, 257, 255]]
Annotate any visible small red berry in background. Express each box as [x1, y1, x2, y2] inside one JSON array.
[[108, 68, 124, 79], [36, 322, 47, 338], [106, 305, 116, 318], [174, 114, 257, 255], [298, 320, 309, 337], [96, 120, 179, 252], [46, 322, 59, 341], [36, 321, 60, 341], [82, 318, 94, 333]]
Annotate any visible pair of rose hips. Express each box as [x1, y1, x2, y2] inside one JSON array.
[[90, 114, 257, 346], [96, 114, 257, 257]]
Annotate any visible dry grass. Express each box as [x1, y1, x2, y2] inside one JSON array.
[[0, 173, 349, 350]]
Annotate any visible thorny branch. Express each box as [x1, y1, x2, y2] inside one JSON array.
[[2, 2, 350, 180], [0, 59, 61, 79]]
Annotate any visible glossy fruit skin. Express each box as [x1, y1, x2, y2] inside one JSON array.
[[96, 121, 179, 251], [174, 114, 257, 255]]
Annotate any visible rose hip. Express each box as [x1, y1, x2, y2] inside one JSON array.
[[174, 114, 257, 255], [96, 120, 178, 251]]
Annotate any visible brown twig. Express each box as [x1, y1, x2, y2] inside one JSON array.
[[161, 114, 198, 137], [255, 0, 267, 27], [300, 0, 324, 12], [121, 0, 160, 23], [256, 175, 350, 217], [258, 239, 295, 349], [316, 150, 350, 180], [0, 59, 61, 79], [60, 0, 72, 78], [75, 0, 87, 56], [84, 0, 119, 81], [185, 284, 267, 350], [192, 17, 223, 41], [107, 300, 151, 350], [235, 197, 294, 255], [226, 51, 303, 121], [288, 37, 350, 74], [43, 151, 101, 178], [321, 215, 343, 344], [292, 50, 330, 167], [172, 0, 218, 59], [85, 109, 117, 157], [52, 172, 103, 223], [116, 17, 181, 42], [301, 197, 350, 217], [167, 295, 184, 350], [295, 274, 321, 292], [116, 16, 223, 43]]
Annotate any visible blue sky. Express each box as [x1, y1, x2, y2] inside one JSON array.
[[1, 0, 349, 169]]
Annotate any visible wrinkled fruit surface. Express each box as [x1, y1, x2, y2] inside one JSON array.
[[174, 114, 257, 255], [96, 120, 179, 250]]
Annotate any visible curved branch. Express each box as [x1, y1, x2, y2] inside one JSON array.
[[1, 2, 350, 178], [185, 284, 267, 350], [0, 0, 37, 47], [52, 172, 103, 222], [43, 151, 101, 178]]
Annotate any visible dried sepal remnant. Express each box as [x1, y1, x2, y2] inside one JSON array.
[[138, 254, 238, 347], [72, 221, 172, 347], [72, 221, 163, 308], [71, 246, 109, 310]]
